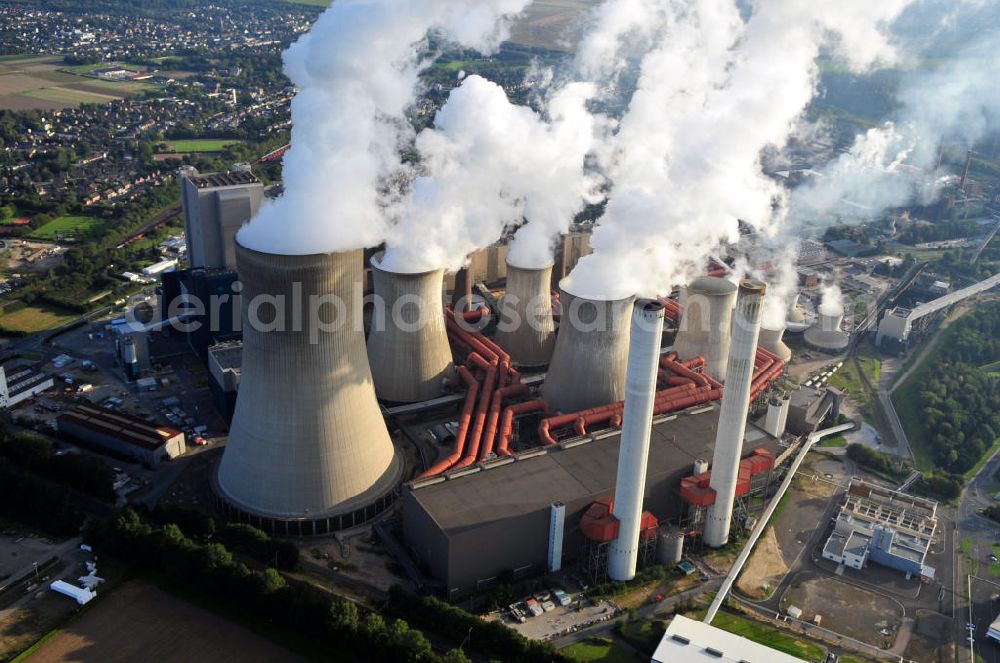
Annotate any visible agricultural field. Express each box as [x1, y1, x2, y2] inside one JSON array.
[[0, 304, 78, 334], [30, 215, 110, 241], [160, 139, 244, 153], [0, 56, 152, 110], [509, 0, 599, 49], [22, 581, 307, 663]]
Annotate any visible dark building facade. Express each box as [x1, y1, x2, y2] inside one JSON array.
[[403, 404, 792, 597]]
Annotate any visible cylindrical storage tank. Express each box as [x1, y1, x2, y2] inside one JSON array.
[[494, 260, 556, 367], [541, 282, 635, 413], [367, 252, 453, 403], [609, 299, 666, 581], [803, 312, 849, 353], [704, 280, 766, 548], [759, 326, 792, 363], [674, 276, 738, 381], [122, 336, 138, 364], [693, 459, 709, 475], [657, 529, 685, 565], [217, 243, 401, 525]]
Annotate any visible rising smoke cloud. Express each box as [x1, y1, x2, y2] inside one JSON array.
[[790, 31, 1000, 225], [562, 0, 914, 301], [379, 75, 603, 273], [820, 283, 845, 318], [237, 0, 531, 256]]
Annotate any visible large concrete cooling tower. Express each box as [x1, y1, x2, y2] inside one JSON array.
[[758, 326, 792, 363], [367, 252, 453, 403], [704, 280, 766, 548], [217, 243, 401, 534], [674, 276, 737, 381], [493, 260, 556, 367], [804, 311, 850, 353], [541, 282, 635, 413]]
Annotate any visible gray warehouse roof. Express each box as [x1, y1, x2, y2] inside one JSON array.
[[409, 404, 781, 535]]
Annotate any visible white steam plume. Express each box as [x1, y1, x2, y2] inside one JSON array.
[[820, 283, 845, 317], [380, 75, 603, 273], [563, 0, 914, 301], [790, 31, 1000, 224], [237, 0, 530, 256]]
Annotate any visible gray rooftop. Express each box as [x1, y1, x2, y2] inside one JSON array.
[[409, 404, 781, 534]]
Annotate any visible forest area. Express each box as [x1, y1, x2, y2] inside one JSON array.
[[911, 302, 1000, 476]]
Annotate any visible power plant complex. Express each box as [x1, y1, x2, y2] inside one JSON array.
[[203, 226, 834, 596]]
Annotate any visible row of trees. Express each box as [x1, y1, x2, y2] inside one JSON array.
[[898, 219, 980, 245], [916, 302, 1000, 475], [0, 429, 116, 501], [151, 504, 299, 571], [0, 459, 85, 536], [91, 509, 479, 663]]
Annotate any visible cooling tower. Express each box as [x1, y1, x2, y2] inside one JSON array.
[[785, 293, 808, 333], [609, 300, 665, 581], [367, 252, 453, 403], [704, 280, 766, 548], [674, 276, 738, 381], [758, 326, 792, 363], [541, 282, 635, 413], [493, 260, 556, 367], [804, 311, 850, 353], [217, 243, 401, 532]]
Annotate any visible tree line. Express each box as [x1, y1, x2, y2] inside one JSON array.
[[89, 509, 494, 663]]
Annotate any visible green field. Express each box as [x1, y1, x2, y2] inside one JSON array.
[[164, 139, 243, 153], [562, 637, 639, 663], [31, 215, 109, 240], [0, 304, 78, 334], [826, 345, 881, 423], [19, 86, 118, 105], [707, 612, 826, 661], [818, 435, 848, 448]]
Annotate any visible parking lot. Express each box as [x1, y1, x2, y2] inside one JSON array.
[[486, 586, 619, 642]]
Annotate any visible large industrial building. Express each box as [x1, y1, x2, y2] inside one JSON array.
[[57, 404, 186, 467], [0, 365, 54, 409], [180, 166, 263, 270], [403, 404, 796, 596], [821, 481, 938, 580]]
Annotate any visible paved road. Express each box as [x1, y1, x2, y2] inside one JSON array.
[[549, 579, 724, 649]]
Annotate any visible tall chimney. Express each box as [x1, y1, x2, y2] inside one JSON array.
[[493, 260, 556, 367], [608, 299, 666, 581], [703, 280, 766, 548], [674, 276, 738, 381], [367, 252, 454, 403], [960, 149, 973, 193], [218, 243, 400, 528], [541, 282, 635, 413]]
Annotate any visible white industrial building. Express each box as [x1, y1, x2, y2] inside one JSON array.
[[0, 365, 55, 409], [652, 615, 807, 663], [821, 481, 937, 580], [988, 614, 1000, 644]]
